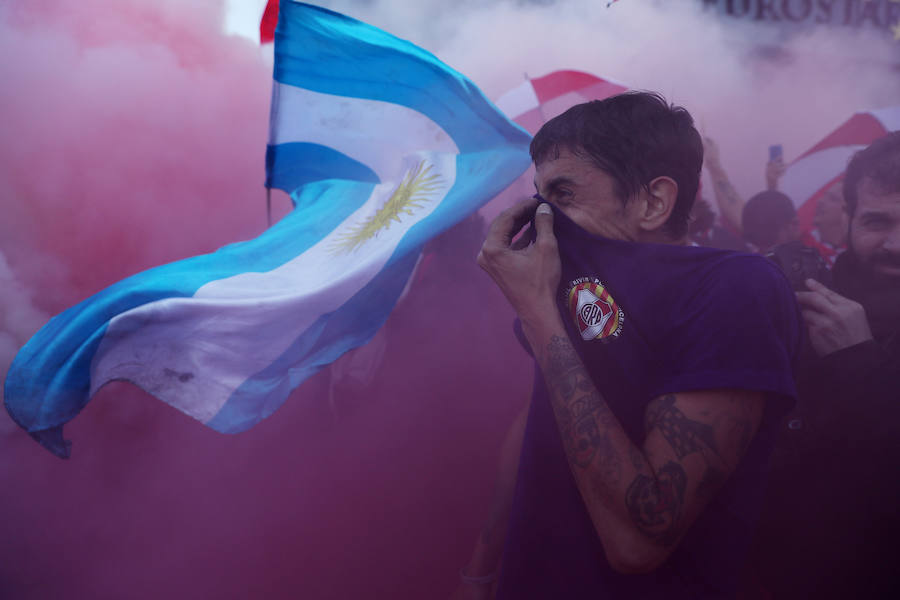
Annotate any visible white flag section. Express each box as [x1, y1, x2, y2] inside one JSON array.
[[269, 84, 459, 181], [4, 1, 531, 457]]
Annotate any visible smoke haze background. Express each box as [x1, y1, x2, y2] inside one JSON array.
[[1, 1, 897, 598]]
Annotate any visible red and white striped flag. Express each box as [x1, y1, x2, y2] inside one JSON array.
[[260, 0, 279, 45], [494, 70, 628, 135], [781, 107, 900, 232]]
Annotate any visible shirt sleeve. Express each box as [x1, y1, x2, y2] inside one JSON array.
[[651, 255, 802, 402]]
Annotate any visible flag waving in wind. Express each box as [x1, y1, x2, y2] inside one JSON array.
[[495, 70, 628, 134], [260, 0, 279, 44], [779, 107, 900, 232], [4, 1, 531, 458]]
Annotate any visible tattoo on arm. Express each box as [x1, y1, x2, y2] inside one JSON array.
[[625, 461, 687, 547], [645, 393, 758, 505], [543, 336, 620, 479], [645, 395, 719, 460]]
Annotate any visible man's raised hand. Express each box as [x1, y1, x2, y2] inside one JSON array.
[[477, 198, 561, 328]]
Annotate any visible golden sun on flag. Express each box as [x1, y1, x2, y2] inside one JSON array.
[[331, 161, 444, 254]]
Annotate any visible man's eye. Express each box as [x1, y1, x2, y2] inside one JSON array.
[[862, 217, 890, 230]]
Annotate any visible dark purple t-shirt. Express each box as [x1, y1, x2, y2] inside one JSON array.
[[497, 207, 801, 599]]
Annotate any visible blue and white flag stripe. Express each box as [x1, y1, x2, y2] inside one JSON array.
[[4, 1, 531, 456]]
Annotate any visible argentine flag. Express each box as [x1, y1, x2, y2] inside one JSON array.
[[4, 1, 532, 458]]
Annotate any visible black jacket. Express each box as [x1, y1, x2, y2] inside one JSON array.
[[753, 250, 900, 599]]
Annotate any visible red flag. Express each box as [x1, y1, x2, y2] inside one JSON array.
[[260, 0, 279, 44], [494, 70, 628, 135], [780, 107, 900, 232]]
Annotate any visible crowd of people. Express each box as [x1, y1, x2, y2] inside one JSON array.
[[447, 93, 899, 599], [694, 136, 844, 273], [697, 132, 900, 597]]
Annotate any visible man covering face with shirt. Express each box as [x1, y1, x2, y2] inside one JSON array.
[[469, 92, 800, 599]]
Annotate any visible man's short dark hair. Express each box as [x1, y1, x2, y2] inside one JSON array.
[[844, 130, 900, 218], [529, 91, 703, 239], [742, 190, 795, 250]]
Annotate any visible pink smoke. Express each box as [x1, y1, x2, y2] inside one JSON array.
[[6, 1, 896, 598], [0, 1, 530, 598], [2, 0, 276, 304]]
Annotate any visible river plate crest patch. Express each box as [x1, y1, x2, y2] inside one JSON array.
[[564, 277, 625, 342]]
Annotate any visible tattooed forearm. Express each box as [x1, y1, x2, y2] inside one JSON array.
[[625, 461, 688, 546], [544, 335, 585, 402], [543, 335, 619, 472], [566, 392, 612, 469], [645, 395, 719, 460]]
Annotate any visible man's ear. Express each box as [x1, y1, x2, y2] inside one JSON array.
[[639, 176, 679, 232]]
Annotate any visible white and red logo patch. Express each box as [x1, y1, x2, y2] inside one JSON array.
[[564, 277, 625, 341]]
